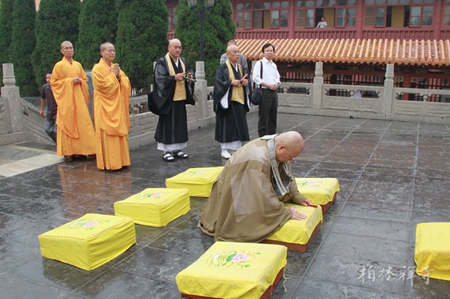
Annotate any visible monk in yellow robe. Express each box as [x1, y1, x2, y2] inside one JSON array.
[[50, 41, 96, 162], [92, 42, 131, 170]]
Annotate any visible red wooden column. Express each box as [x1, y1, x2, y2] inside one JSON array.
[[403, 67, 412, 101], [434, 0, 443, 40], [288, 0, 296, 39], [356, 1, 364, 39]]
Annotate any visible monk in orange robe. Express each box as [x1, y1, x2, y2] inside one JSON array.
[[50, 41, 96, 162], [92, 42, 131, 171]]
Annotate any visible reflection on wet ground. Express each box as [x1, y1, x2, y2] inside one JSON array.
[[1, 113, 450, 298]]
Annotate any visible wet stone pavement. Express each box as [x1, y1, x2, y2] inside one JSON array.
[[1, 113, 450, 299]]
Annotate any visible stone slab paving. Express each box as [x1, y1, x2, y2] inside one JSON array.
[[0, 113, 449, 298], [0, 143, 60, 177]]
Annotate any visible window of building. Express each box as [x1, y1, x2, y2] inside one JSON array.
[[235, 1, 289, 29], [336, 8, 356, 26], [236, 3, 252, 28], [365, 7, 386, 26], [409, 5, 433, 26], [296, 8, 315, 27], [364, 0, 434, 27], [445, 0, 450, 25]]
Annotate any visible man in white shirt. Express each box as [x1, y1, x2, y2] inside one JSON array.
[[252, 43, 281, 137]]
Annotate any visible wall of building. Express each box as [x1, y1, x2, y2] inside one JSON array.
[[231, 0, 448, 40]]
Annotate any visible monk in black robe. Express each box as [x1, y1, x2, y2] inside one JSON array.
[[152, 38, 195, 161], [214, 45, 250, 159]]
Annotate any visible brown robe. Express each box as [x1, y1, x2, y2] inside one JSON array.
[[198, 135, 308, 242]]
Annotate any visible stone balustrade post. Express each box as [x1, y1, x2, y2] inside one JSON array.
[[195, 61, 208, 119], [382, 64, 395, 115], [312, 61, 324, 109], [1, 63, 23, 132]]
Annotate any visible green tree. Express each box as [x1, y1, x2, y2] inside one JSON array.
[[32, 0, 80, 87], [10, 0, 37, 95], [115, 0, 168, 92], [175, 0, 235, 84], [0, 0, 14, 86], [76, 0, 118, 70]]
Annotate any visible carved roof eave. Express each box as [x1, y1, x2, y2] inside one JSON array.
[[237, 39, 450, 67]]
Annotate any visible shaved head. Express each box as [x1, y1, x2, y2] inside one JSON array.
[[100, 42, 116, 64], [277, 131, 304, 150], [168, 38, 182, 59], [226, 45, 238, 54], [226, 45, 240, 64], [60, 41, 72, 49], [169, 38, 181, 47], [100, 42, 113, 51], [275, 131, 304, 162], [60, 41, 74, 59]]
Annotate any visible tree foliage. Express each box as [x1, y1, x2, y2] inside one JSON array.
[[76, 0, 118, 70], [0, 0, 14, 85], [10, 0, 37, 95], [32, 0, 80, 87], [115, 0, 168, 92], [175, 0, 235, 84]]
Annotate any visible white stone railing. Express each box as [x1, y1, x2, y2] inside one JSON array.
[[0, 63, 28, 145], [274, 62, 450, 123], [3, 61, 450, 148], [124, 61, 450, 148]]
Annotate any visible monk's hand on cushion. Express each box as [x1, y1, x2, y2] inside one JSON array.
[[300, 199, 312, 206], [291, 210, 307, 220]]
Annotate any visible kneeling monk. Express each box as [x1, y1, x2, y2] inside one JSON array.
[[198, 131, 311, 242]]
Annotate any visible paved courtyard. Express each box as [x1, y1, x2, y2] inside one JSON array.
[[1, 113, 449, 298]]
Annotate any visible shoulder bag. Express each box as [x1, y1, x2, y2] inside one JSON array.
[[249, 61, 263, 105]]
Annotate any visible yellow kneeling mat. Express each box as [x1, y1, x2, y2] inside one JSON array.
[[38, 213, 136, 270], [295, 177, 340, 205], [114, 188, 190, 227], [266, 203, 323, 245], [165, 167, 223, 197], [176, 242, 287, 299], [415, 222, 450, 281]]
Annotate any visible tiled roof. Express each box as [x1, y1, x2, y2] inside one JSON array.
[[236, 39, 450, 66]]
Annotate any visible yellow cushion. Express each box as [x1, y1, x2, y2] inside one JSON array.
[[266, 204, 323, 245], [38, 214, 135, 270], [165, 167, 224, 197], [176, 242, 286, 299], [114, 188, 190, 227], [295, 177, 340, 205], [415, 222, 450, 281]]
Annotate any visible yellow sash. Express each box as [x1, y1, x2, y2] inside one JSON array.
[[225, 60, 245, 105], [165, 53, 186, 101]]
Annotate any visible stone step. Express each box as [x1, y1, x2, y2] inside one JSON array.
[[0, 131, 27, 146]]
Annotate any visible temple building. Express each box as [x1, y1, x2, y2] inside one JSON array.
[[167, 0, 450, 101]]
